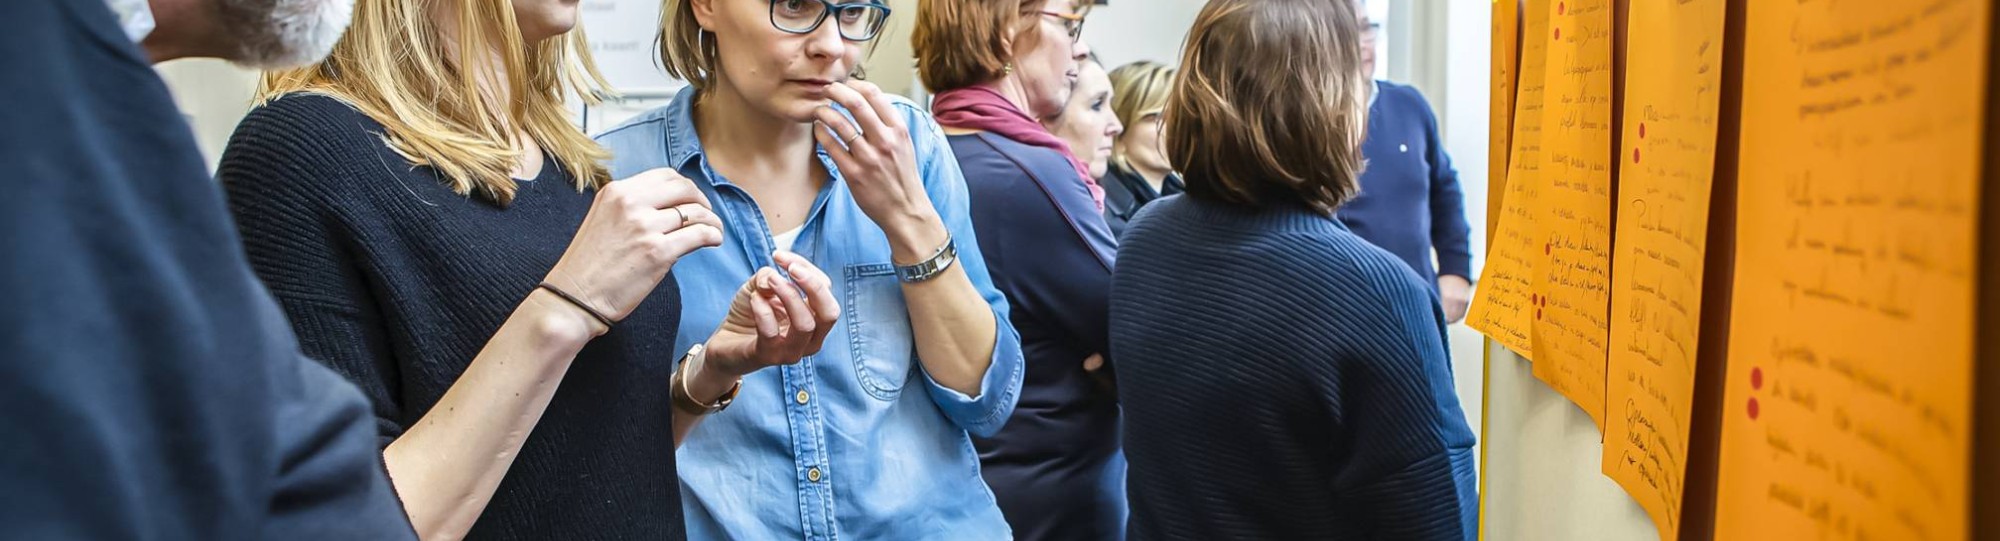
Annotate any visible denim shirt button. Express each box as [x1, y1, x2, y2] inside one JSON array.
[[807, 467, 823, 483]]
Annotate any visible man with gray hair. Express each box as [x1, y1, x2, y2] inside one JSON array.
[[0, 0, 416, 538]]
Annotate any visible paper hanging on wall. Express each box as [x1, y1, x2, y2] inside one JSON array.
[[1527, 0, 1615, 428], [1715, 0, 1989, 539], [1468, 0, 1551, 359], [1488, 0, 1521, 245], [1599, 0, 1727, 537]]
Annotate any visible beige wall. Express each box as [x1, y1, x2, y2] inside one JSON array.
[[155, 59, 258, 170], [1480, 343, 1661, 540]]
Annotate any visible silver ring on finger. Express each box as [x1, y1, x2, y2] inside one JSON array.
[[667, 206, 687, 228]]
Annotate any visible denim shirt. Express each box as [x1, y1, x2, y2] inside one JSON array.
[[596, 87, 1025, 541]]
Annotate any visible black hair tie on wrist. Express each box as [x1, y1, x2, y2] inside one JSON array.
[[536, 281, 615, 329]]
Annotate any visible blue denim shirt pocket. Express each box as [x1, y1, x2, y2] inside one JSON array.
[[843, 263, 917, 401]]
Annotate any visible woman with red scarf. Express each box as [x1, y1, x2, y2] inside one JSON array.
[[913, 2, 1124, 540]]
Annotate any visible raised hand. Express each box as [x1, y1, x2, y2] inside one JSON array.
[[699, 251, 842, 380], [542, 168, 723, 330], [810, 80, 947, 262]]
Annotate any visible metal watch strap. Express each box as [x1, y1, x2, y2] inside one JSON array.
[[895, 236, 958, 283], [672, 344, 738, 415]]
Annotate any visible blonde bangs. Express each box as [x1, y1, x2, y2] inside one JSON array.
[[258, 0, 612, 206]]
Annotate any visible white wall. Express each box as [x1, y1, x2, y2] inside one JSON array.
[[1077, 0, 1209, 70], [1482, 344, 1660, 540], [155, 59, 258, 170], [1439, 0, 1489, 264]]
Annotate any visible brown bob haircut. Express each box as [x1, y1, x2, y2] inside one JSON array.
[[912, 0, 1081, 92], [1164, 0, 1370, 216]]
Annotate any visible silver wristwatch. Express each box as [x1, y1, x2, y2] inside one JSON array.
[[895, 236, 958, 283]]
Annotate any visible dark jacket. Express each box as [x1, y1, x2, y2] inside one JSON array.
[[1102, 161, 1185, 240], [953, 132, 1126, 541], [0, 0, 413, 538]]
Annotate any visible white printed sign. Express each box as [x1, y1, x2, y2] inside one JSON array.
[[580, 0, 685, 95]]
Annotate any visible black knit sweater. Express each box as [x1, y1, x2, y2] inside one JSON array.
[[219, 93, 686, 540], [1110, 195, 1479, 540]]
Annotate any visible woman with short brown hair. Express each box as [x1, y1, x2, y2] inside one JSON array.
[[914, 1, 1127, 539], [1109, 0, 1478, 538]]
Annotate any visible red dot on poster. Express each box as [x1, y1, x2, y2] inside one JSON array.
[[1559, 2, 1566, 15], [1639, 123, 1647, 139], [1536, 308, 1543, 320], [1554, 27, 1562, 40], [1544, 243, 1552, 255], [1748, 397, 1761, 420], [1634, 147, 1642, 163], [1751, 367, 1764, 390]]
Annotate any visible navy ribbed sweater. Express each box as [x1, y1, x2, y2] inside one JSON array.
[[1110, 194, 1478, 540]]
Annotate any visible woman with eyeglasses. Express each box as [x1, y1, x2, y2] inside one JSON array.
[[595, 0, 1025, 539], [913, 2, 1124, 540]]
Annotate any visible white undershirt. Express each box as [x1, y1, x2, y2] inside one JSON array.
[[771, 226, 804, 254]]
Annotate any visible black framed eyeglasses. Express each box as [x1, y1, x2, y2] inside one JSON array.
[[770, 0, 892, 41]]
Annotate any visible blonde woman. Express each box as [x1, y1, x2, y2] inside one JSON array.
[[1110, 0, 1477, 538], [217, 0, 841, 538], [594, 0, 1024, 538], [1101, 61, 1180, 238]]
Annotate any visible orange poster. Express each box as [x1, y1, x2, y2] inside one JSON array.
[[1527, 0, 1614, 428], [1599, 0, 1727, 537], [1488, 0, 1521, 244], [1716, 0, 1989, 539], [1468, 0, 1549, 359]]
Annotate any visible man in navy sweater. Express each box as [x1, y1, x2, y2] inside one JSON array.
[[0, 0, 415, 537], [1336, 0, 1477, 322]]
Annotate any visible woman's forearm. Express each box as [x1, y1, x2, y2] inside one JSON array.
[[380, 291, 598, 540], [890, 214, 997, 397], [670, 345, 741, 446]]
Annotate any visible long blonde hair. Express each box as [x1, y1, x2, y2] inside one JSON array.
[[259, 0, 611, 205]]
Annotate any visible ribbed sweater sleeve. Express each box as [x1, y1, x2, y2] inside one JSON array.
[[219, 95, 407, 446], [1311, 237, 1476, 539]]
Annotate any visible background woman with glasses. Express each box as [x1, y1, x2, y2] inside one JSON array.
[[596, 0, 1026, 539], [914, 2, 1126, 540]]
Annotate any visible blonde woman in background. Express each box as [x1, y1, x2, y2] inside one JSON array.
[[216, 0, 834, 538], [1101, 61, 1180, 238]]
